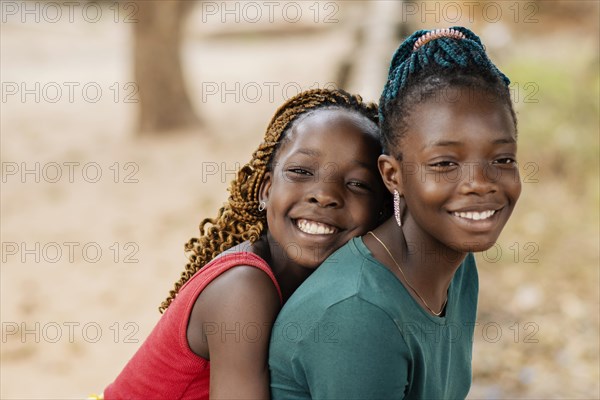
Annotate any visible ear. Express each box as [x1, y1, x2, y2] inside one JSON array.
[[258, 171, 272, 204], [378, 154, 403, 195]]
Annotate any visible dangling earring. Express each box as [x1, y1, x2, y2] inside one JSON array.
[[393, 189, 402, 227], [258, 201, 266, 212]]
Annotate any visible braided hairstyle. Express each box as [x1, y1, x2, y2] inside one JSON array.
[[159, 88, 379, 313], [379, 26, 517, 158]]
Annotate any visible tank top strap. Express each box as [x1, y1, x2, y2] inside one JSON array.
[[179, 252, 282, 304]]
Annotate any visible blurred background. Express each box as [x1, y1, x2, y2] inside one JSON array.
[[1, 0, 598, 398]]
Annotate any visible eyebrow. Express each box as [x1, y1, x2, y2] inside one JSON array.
[[425, 140, 461, 149], [424, 137, 517, 150], [492, 138, 517, 144]]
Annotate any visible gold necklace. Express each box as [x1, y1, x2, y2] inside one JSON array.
[[368, 231, 447, 316]]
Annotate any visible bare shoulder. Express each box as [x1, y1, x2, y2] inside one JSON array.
[[187, 264, 280, 357], [202, 267, 279, 398], [206, 265, 278, 304], [195, 265, 280, 322]]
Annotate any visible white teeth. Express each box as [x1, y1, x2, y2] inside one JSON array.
[[296, 219, 337, 235], [452, 210, 496, 220]]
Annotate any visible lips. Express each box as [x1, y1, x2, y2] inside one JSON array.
[[295, 218, 338, 235]]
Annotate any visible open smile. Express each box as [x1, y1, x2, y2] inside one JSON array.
[[447, 206, 505, 233], [451, 210, 496, 221], [294, 218, 339, 235]]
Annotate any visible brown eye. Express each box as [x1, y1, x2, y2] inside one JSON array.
[[287, 168, 312, 176], [493, 158, 516, 165], [429, 161, 458, 170], [347, 181, 372, 192]]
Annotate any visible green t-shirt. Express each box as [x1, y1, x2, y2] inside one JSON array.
[[269, 237, 478, 399]]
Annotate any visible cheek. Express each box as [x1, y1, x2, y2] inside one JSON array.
[[349, 199, 379, 228], [493, 168, 522, 203], [507, 171, 522, 202], [265, 196, 286, 226], [405, 174, 453, 205]]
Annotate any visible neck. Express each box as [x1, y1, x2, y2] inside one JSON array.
[[368, 218, 467, 314], [252, 235, 313, 303]]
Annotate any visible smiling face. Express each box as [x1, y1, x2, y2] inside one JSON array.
[[260, 108, 386, 270], [382, 86, 521, 253]]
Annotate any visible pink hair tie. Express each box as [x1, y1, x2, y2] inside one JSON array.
[[413, 28, 466, 52]]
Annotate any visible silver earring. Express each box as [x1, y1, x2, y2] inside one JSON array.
[[258, 201, 266, 212], [393, 189, 402, 227]]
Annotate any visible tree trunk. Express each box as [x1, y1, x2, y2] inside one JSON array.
[[335, 1, 407, 102], [133, 0, 200, 134]]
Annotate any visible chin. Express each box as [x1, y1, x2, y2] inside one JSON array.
[[448, 238, 498, 253], [470, 241, 497, 253]]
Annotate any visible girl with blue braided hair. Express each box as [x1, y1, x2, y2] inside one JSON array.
[[269, 27, 522, 399]]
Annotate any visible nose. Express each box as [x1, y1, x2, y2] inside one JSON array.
[[306, 182, 344, 208], [460, 162, 498, 195]]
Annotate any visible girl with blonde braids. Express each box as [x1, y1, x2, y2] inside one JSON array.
[[102, 88, 388, 399]]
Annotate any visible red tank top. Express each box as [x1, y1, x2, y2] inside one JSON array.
[[104, 252, 282, 399]]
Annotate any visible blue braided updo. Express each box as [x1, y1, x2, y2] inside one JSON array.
[[379, 26, 516, 157]]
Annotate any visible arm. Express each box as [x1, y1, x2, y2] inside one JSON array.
[[188, 266, 280, 400], [297, 297, 410, 399]]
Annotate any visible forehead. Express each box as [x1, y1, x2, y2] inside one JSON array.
[[275, 108, 380, 161], [403, 87, 516, 146], [294, 107, 375, 133]]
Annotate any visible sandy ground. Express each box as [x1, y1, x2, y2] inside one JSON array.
[[0, 4, 384, 397], [1, 1, 599, 399]]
